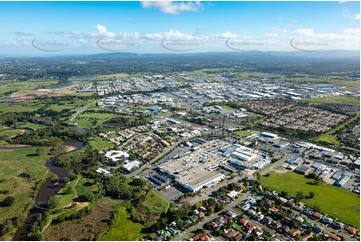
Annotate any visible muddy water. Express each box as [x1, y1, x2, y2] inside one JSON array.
[[12, 140, 85, 240]]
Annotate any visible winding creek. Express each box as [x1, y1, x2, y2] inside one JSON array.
[[12, 139, 85, 240]]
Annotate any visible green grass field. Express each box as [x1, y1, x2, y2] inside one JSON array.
[[17, 122, 47, 130], [71, 113, 119, 128], [260, 171, 360, 228], [0, 79, 58, 98], [142, 190, 170, 215], [52, 175, 98, 213], [88, 137, 114, 150], [101, 206, 147, 241], [0, 103, 44, 113], [0, 129, 24, 138], [304, 95, 360, 106], [316, 116, 358, 146], [0, 147, 52, 226], [221, 105, 233, 110], [65, 119, 95, 128], [53, 178, 79, 209], [233, 130, 252, 137], [76, 177, 98, 197], [93, 73, 129, 81]]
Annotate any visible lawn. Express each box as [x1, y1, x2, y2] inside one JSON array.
[[259, 171, 360, 228], [79, 112, 118, 120], [73, 113, 119, 129], [143, 141, 151, 146], [139, 105, 151, 110], [65, 119, 95, 128], [221, 105, 233, 110], [88, 137, 114, 150], [0, 147, 52, 227], [100, 206, 148, 241], [76, 177, 98, 197], [315, 116, 358, 145], [304, 95, 360, 106], [52, 175, 98, 213], [142, 190, 170, 216], [17, 122, 47, 130], [94, 73, 129, 81], [233, 130, 252, 137], [53, 178, 79, 209], [0, 129, 24, 138], [0, 103, 43, 113], [316, 134, 341, 145]]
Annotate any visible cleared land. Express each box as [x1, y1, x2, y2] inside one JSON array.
[[259, 171, 360, 228], [43, 198, 112, 241], [0, 80, 57, 98], [304, 95, 360, 106]]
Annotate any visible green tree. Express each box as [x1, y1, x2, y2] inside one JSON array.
[[36, 147, 47, 158], [52, 143, 66, 156], [1, 196, 14, 207], [295, 191, 304, 202], [308, 191, 315, 198]]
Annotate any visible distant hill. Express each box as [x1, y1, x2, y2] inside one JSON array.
[[87, 50, 360, 60]]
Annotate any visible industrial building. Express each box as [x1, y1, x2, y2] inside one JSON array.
[[157, 140, 229, 193], [220, 144, 261, 169], [259, 132, 279, 142], [334, 174, 351, 187]]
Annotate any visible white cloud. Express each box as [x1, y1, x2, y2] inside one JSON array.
[[265, 33, 278, 37], [342, 8, 360, 20], [295, 28, 315, 37], [141, 1, 202, 14], [144, 29, 200, 41], [96, 24, 115, 38], [11, 32, 34, 37], [214, 31, 239, 39], [294, 28, 360, 41]]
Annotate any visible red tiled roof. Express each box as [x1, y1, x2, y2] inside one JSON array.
[[234, 234, 243, 241], [239, 218, 248, 225], [312, 212, 323, 219], [201, 235, 212, 241], [325, 231, 341, 241], [301, 233, 313, 241], [245, 223, 255, 232], [345, 225, 357, 234], [222, 230, 237, 239], [289, 229, 301, 237], [193, 233, 203, 240]]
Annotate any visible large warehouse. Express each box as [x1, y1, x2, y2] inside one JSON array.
[[220, 144, 261, 169], [157, 140, 229, 192]]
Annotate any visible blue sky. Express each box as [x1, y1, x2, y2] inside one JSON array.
[[0, 1, 359, 55]]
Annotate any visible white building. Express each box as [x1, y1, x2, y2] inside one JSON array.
[[105, 150, 130, 162]]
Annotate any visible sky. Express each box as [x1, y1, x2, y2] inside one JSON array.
[[0, 1, 359, 55]]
